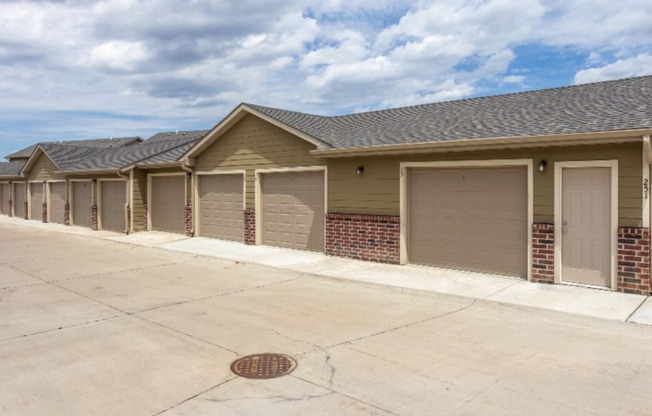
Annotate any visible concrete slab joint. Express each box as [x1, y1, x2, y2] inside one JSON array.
[[325, 213, 400, 264]]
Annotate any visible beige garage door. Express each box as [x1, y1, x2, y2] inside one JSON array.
[[150, 175, 185, 234], [0, 183, 9, 215], [262, 171, 324, 252], [199, 174, 244, 242], [408, 167, 528, 277], [49, 182, 66, 224], [30, 183, 44, 221], [14, 182, 26, 219], [101, 181, 126, 232], [72, 182, 92, 228]]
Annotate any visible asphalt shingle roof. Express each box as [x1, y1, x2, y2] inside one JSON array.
[[248, 75, 652, 149], [6, 137, 142, 160], [145, 130, 209, 144], [0, 161, 25, 177]]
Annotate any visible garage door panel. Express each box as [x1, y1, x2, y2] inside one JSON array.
[[0, 184, 9, 215], [151, 176, 185, 234], [72, 182, 92, 228], [14, 183, 26, 219], [49, 182, 66, 224], [199, 174, 243, 242], [409, 167, 527, 277], [262, 171, 324, 252], [30, 183, 44, 221], [101, 181, 126, 232]]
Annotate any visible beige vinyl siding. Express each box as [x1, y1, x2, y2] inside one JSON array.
[[328, 142, 642, 227], [132, 169, 148, 231], [27, 154, 64, 181], [195, 114, 321, 209]]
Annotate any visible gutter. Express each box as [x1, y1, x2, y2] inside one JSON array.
[[643, 135, 652, 163]]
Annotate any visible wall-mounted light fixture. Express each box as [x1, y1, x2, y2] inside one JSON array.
[[356, 166, 364, 175], [538, 160, 547, 173]]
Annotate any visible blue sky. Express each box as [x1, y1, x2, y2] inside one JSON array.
[[1, 0, 652, 158]]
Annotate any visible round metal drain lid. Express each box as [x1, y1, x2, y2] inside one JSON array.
[[230, 353, 297, 379]]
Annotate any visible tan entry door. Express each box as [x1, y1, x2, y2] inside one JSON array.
[[0, 183, 10, 215], [49, 182, 66, 224], [150, 175, 185, 234], [561, 167, 611, 287], [100, 181, 126, 232], [14, 182, 26, 219], [408, 167, 528, 277], [199, 174, 244, 242], [30, 183, 43, 221], [261, 171, 325, 251], [72, 182, 92, 228]]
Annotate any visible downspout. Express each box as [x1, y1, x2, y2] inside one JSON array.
[[181, 163, 195, 236], [117, 169, 131, 234]]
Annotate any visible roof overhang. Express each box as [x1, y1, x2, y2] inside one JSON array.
[[123, 161, 185, 172], [310, 128, 652, 157], [182, 104, 329, 161]]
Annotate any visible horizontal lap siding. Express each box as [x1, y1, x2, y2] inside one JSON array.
[[195, 114, 321, 209], [327, 141, 643, 227], [132, 169, 147, 231], [28, 154, 64, 181]]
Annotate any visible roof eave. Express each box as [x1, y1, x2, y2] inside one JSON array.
[[310, 129, 652, 157]]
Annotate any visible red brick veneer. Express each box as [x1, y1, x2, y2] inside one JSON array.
[[532, 223, 555, 284], [244, 208, 255, 245], [42, 203, 47, 223], [617, 227, 650, 295], [64, 203, 70, 225], [325, 213, 400, 264], [184, 205, 193, 236], [91, 204, 98, 230]]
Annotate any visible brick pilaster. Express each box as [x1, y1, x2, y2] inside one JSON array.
[[325, 213, 400, 264], [8, 200, 12, 217], [244, 208, 255, 245], [126, 205, 131, 234], [64, 203, 70, 225], [143, 204, 148, 230], [617, 227, 650, 295], [23, 201, 28, 220], [184, 205, 193, 237], [532, 223, 555, 284], [42, 203, 47, 223], [91, 205, 98, 230]]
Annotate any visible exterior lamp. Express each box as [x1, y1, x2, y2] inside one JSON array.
[[538, 160, 547, 173], [356, 166, 364, 175]]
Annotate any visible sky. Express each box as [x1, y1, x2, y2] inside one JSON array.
[[1, 0, 652, 158]]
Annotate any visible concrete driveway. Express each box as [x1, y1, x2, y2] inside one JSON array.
[[1, 223, 652, 415]]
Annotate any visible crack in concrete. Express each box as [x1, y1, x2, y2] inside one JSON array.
[[0, 315, 122, 343], [205, 390, 336, 404], [152, 376, 237, 416]]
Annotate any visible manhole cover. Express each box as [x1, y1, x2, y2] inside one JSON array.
[[230, 353, 297, 379]]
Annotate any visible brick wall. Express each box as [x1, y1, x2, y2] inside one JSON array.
[[91, 205, 98, 231], [42, 203, 47, 223], [126, 206, 131, 234], [532, 223, 555, 284], [143, 204, 148, 230], [184, 205, 193, 237], [8, 200, 12, 217], [325, 213, 400, 264], [244, 208, 255, 245], [64, 203, 70, 225], [23, 202, 28, 220], [617, 227, 651, 295]]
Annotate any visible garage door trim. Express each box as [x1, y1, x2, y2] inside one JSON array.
[[98, 179, 128, 232], [147, 172, 187, 231], [399, 159, 533, 281], [254, 166, 328, 246], [195, 169, 246, 238]]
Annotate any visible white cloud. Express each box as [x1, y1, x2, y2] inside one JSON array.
[[89, 41, 151, 72], [574, 54, 652, 84]]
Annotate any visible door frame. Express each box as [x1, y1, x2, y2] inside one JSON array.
[[399, 159, 534, 281], [554, 160, 618, 290], [97, 178, 128, 231], [46, 180, 66, 223], [254, 166, 328, 247], [147, 172, 187, 231], [194, 170, 246, 237]]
